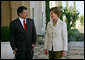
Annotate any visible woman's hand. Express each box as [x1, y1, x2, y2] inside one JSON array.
[[44, 49, 48, 55], [13, 48, 17, 55]]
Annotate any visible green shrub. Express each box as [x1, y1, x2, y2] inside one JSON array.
[[68, 29, 84, 41], [1, 27, 10, 42]]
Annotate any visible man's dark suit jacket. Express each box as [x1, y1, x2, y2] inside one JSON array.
[[10, 18, 36, 59]]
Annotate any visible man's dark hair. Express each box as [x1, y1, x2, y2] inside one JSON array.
[[17, 6, 27, 16]]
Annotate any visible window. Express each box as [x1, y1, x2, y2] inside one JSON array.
[[32, 8, 34, 19]]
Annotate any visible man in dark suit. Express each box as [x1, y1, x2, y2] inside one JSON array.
[[10, 6, 36, 59]]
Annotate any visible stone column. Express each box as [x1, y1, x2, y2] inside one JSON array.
[[58, 1, 62, 7], [56, 1, 59, 6], [66, 1, 68, 8], [41, 1, 46, 34], [30, 1, 44, 35], [73, 1, 76, 11]]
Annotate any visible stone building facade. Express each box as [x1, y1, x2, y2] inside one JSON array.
[[1, 1, 46, 35]]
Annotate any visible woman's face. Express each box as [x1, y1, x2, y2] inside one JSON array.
[[50, 11, 58, 20]]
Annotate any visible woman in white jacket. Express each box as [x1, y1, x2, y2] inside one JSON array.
[[44, 6, 68, 59]]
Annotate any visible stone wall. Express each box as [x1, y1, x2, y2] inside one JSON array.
[[1, 1, 11, 26], [1, 1, 30, 27]]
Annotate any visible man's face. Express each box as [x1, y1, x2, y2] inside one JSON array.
[[19, 10, 28, 19]]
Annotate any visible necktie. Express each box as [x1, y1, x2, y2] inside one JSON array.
[[23, 20, 27, 32]]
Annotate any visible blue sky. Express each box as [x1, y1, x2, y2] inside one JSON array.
[[62, 1, 84, 16]]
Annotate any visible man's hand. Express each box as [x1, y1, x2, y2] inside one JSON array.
[[32, 44, 36, 50], [44, 49, 48, 55], [13, 48, 17, 55], [62, 51, 67, 57]]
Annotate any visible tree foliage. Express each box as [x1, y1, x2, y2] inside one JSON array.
[[60, 6, 80, 42]]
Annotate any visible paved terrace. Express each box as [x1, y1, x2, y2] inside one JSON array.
[[1, 41, 84, 59]]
